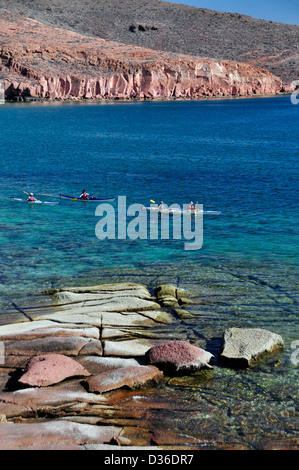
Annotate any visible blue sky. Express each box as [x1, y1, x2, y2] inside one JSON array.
[[168, 0, 299, 25]]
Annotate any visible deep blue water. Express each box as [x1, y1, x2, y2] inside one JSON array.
[[0, 95, 298, 446], [0, 96, 298, 301]]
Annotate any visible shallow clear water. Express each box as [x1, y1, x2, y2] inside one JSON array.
[[0, 96, 298, 447]]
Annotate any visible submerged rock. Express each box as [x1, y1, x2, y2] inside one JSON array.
[[154, 285, 193, 318], [18, 354, 91, 387], [146, 340, 213, 374], [170, 307, 193, 319], [219, 327, 285, 368], [154, 284, 186, 301]]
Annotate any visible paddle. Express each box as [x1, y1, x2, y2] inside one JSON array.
[[23, 190, 30, 203], [37, 193, 61, 199]]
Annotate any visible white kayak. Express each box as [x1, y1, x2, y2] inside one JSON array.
[[144, 206, 221, 215], [10, 197, 59, 205]]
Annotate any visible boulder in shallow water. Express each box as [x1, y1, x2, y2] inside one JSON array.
[[219, 327, 285, 368], [146, 340, 213, 374], [18, 354, 91, 387], [154, 284, 186, 301]]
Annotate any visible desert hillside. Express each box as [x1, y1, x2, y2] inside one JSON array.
[[0, 0, 298, 86], [0, 10, 283, 101]]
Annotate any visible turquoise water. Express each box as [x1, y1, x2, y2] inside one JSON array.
[[0, 97, 297, 302], [0, 96, 298, 446]]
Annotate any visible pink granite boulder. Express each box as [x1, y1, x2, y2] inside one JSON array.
[[18, 354, 91, 387], [146, 340, 213, 374], [85, 365, 163, 393]]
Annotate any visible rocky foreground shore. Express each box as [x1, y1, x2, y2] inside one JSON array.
[[0, 282, 285, 450]]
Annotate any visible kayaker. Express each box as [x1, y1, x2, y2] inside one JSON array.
[[27, 193, 37, 202], [188, 201, 195, 210], [80, 189, 89, 200], [158, 201, 166, 210]]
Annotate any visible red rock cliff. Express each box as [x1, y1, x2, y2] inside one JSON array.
[[0, 10, 282, 101]]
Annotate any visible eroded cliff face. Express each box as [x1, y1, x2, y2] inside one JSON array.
[[1, 0, 298, 87], [0, 10, 283, 101]]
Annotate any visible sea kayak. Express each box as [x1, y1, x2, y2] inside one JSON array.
[[10, 197, 59, 205], [144, 206, 221, 215], [60, 194, 116, 202]]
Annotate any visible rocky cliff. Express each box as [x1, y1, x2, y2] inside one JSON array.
[[1, 0, 298, 87], [0, 10, 283, 101]]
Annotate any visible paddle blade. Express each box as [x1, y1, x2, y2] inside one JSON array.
[[37, 193, 61, 199]]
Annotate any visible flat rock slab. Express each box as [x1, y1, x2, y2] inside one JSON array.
[[137, 309, 174, 323], [39, 296, 160, 314], [219, 327, 285, 367], [101, 327, 132, 340], [4, 336, 103, 357], [103, 339, 162, 357], [0, 380, 107, 419], [0, 420, 121, 450], [146, 340, 213, 374], [31, 310, 164, 328], [77, 356, 141, 374], [59, 282, 149, 293], [0, 320, 99, 339], [85, 365, 163, 393], [0, 282, 180, 448], [0, 324, 100, 341], [55, 289, 152, 304], [18, 354, 91, 387]]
